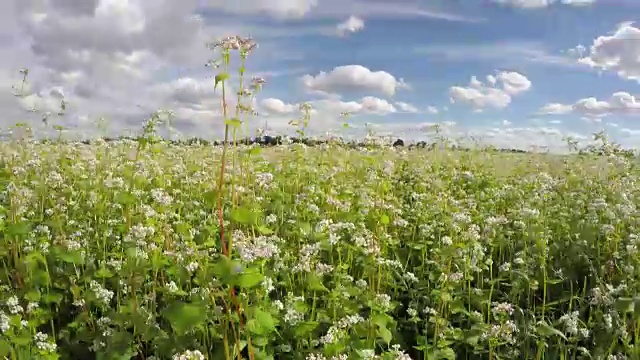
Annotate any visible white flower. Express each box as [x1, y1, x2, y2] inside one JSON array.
[[172, 349, 205, 360], [185, 261, 199, 273], [34, 332, 57, 353]]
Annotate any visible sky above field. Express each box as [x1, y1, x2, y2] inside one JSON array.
[[0, 0, 639, 150]]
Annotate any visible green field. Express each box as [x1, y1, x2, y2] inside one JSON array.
[[0, 139, 638, 359]]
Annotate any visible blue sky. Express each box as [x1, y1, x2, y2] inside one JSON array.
[[1, 0, 639, 150]]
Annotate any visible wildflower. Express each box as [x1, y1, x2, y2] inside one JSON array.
[[26, 302, 39, 313], [403, 272, 419, 283], [376, 293, 392, 310], [166, 281, 179, 293], [284, 307, 304, 325], [6, 296, 23, 314], [251, 76, 266, 90], [185, 261, 199, 273], [172, 349, 205, 360], [0, 311, 10, 333], [34, 332, 57, 353], [491, 302, 514, 317], [266, 213, 277, 224], [90, 281, 114, 306], [441, 236, 453, 246]]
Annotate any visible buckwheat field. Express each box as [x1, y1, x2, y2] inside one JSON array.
[[2, 36, 640, 360]]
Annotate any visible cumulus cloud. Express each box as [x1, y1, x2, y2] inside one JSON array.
[[492, 0, 595, 8], [336, 16, 364, 36], [426, 106, 439, 114], [538, 92, 640, 117], [449, 71, 531, 110], [260, 96, 408, 117], [0, 0, 290, 138], [537, 103, 573, 115], [203, 0, 318, 18], [496, 71, 532, 95], [251, 96, 428, 137], [576, 22, 640, 82], [395, 102, 419, 113], [260, 98, 298, 114], [301, 65, 409, 97]]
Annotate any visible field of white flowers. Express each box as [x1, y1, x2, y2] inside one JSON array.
[[0, 137, 639, 360]]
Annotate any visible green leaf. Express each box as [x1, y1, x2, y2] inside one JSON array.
[[43, 292, 64, 305], [25, 290, 41, 302], [231, 206, 258, 225], [306, 273, 328, 292], [377, 325, 392, 344], [95, 267, 114, 279], [435, 348, 456, 360], [536, 322, 568, 341], [371, 313, 389, 328], [214, 72, 230, 90], [294, 321, 318, 337], [224, 118, 242, 128], [633, 297, 640, 320], [238, 268, 264, 289], [162, 301, 206, 335], [0, 338, 11, 357], [257, 226, 273, 235], [115, 192, 136, 205], [255, 309, 277, 334], [380, 214, 390, 225], [615, 297, 634, 313], [6, 222, 30, 237], [211, 257, 241, 285], [54, 246, 85, 265], [13, 336, 31, 346], [299, 222, 311, 235]]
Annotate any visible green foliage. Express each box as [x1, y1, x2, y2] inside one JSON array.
[[4, 35, 640, 360]]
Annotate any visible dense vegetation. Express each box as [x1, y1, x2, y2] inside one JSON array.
[[1, 138, 639, 360], [2, 34, 639, 360]]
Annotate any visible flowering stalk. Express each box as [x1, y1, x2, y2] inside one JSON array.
[[208, 35, 260, 360]]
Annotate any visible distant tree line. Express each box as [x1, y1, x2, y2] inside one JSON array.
[[71, 135, 541, 154]]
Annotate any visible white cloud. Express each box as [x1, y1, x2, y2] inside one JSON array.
[[202, 0, 318, 18], [493, 0, 553, 8], [202, 0, 483, 22], [561, 0, 596, 5], [357, 96, 397, 114], [259, 96, 423, 123], [620, 128, 640, 136], [426, 106, 439, 114], [314, 96, 399, 115], [395, 102, 419, 113], [577, 22, 640, 82], [0, 0, 288, 138], [538, 92, 640, 117], [496, 71, 531, 95], [336, 16, 364, 36], [415, 41, 587, 71], [253, 96, 424, 136], [364, 121, 589, 152], [301, 65, 409, 97], [302, 0, 484, 23], [537, 103, 573, 115], [261, 98, 298, 115], [492, 0, 595, 8], [449, 71, 532, 110]]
